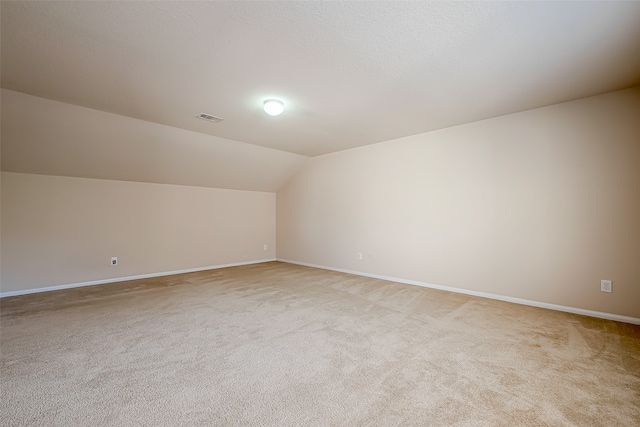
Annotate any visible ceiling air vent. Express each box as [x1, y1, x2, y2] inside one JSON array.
[[196, 112, 224, 123]]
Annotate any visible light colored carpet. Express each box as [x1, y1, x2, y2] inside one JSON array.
[[1, 261, 639, 426]]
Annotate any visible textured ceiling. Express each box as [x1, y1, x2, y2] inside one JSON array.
[[1, 89, 307, 192], [2, 1, 640, 157]]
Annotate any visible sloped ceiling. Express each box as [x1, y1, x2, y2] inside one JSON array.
[[1, 89, 306, 192], [2, 1, 640, 189]]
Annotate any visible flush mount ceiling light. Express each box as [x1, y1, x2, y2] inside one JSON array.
[[263, 99, 284, 116]]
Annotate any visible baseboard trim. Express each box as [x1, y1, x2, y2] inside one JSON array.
[[276, 258, 640, 325], [0, 259, 277, 298]]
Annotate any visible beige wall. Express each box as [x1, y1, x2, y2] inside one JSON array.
[[277, 87, 640, 318], [1, 172, 275, 293]]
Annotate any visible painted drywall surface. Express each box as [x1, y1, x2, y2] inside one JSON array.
[[277, 87, 640, 318], [1, 89, 308, 192], [1, 172, 275, 293]]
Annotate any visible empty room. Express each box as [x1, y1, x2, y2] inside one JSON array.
[[1, 1, 639, 426]]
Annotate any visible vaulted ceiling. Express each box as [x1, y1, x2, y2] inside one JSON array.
[[2, 1, 640, 189]]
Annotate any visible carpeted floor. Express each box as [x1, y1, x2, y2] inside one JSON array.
[[1, 261, 638, 426]]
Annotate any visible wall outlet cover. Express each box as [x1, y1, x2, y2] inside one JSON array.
[[601, 280, 612, 293]]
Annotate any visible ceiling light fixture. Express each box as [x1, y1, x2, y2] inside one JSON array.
[[263, 99, 284, 116]]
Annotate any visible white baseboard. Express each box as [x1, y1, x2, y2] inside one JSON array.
[[277, 258, 640, 325], [0, 259, 277, 298]]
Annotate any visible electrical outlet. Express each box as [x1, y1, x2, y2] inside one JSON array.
[[357, 252, 363, 260], [111, 257, 118, 266], [264, 244, 268, 251], [601, 280, 612, 293]]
